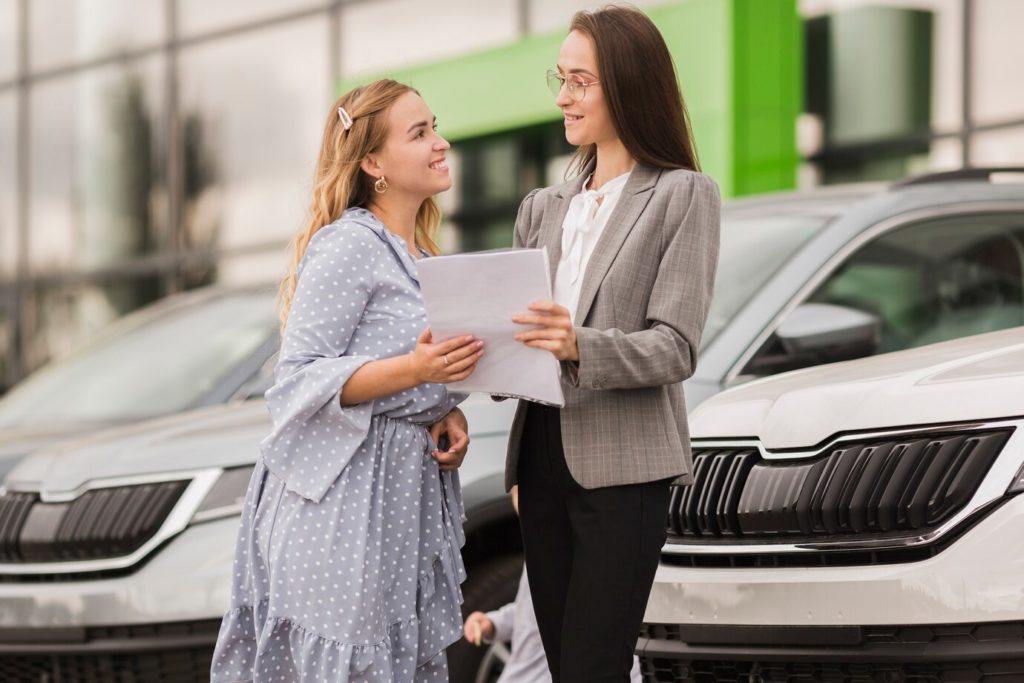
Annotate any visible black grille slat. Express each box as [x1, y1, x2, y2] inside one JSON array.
[[793, 459, 826, 534], [85, 489, 125, 553], [899, 438, 950, 528], [851, 441, 898, 532], [132, 483, 186, 546], [910, 436, 965, 527], [54, 493, 90, 559], [0, 480, 189, 566], [19, 503, 70, 562], [667, 486, 685, 536], [819, 446, 862, 534], [738, 461, 811, 535], [716, 450, 756, 536], [929, 437, 978, 519], [679, 452, 712, 536], [808, 452, 841, 533], [124, 485, 160, 541], [667, 428, 1013, 547], [696, 452, 731, 536], [91, 487, 137, 556], [836, 445, 875, 532], [109, 487, 149, 547], [0, 494, 36, 562], [933, 432, 1008, 523], [888, 438, 937, 528], [69, 490, 114, 558]]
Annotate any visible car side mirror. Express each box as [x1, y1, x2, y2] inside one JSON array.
[[740, 303, 881, 378], [777, 303, 880, 355]]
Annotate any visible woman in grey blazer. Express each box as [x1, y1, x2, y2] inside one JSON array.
[[507, 6, 721, 681]]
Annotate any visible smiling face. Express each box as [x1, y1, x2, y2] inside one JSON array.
[[366, 90, 451, 198], [555, 30, 617, 148]]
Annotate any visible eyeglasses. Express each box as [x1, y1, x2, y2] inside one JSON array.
[[546, 69, 600, 102]]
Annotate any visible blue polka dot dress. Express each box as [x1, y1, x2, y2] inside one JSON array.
[[211, 208, 467, 682]]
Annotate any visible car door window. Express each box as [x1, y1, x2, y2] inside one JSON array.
[[744, 212, 1024, 376], [811, 213, 1024, 352]]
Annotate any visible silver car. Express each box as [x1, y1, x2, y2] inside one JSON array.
[[0, 288, 280, 478], [0, 169, 1021, 682]]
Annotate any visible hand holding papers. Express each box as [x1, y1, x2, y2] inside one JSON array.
[[417, 248, 565, 406]]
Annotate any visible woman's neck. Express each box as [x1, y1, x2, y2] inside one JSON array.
[[590, 138, 636, 190], [367, 195, 421, 254]]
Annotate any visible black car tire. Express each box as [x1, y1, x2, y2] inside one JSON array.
[[447, 553, 524, 683]]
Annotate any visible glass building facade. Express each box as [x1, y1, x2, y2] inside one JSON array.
[[1, 0, 1023, 392]]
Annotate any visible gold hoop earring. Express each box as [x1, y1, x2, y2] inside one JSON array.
[[374, 175, 388, 194]]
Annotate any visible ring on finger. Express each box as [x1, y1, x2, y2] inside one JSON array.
[[443, 354, 449, 366]]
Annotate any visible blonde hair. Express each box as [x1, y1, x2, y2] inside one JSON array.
[[278, 79, 442, 330]]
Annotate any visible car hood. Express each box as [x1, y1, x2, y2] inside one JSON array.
[[4, 402, 270, 494], [0, 424, 95, 482], [0, 423, 89, 458], [691, 327, 1024, 450], [3, 394, 517, 495]]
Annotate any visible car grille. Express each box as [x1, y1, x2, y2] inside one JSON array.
[[0, 480, 188, 563], [639, 658, 1024, 682], [0, 619, 219, 683], [640, 621, 1024, 646], [639, 621, 1024, 682], [667, 428, 1012, 543]]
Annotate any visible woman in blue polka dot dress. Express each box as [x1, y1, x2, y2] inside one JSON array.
[[210, 79, 484, 682]]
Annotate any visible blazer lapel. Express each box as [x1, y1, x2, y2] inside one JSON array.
[[574, 163, 661, 323], [539, 167, 590, 288]]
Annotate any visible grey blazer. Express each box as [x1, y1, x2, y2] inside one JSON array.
[[504, 161, 721, 491]]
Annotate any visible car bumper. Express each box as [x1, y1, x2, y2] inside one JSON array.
[[0, 516, 236, 630], [0, 518, 236, 681], [0, 515, 236, 636], [640, 493, 1024, 677]]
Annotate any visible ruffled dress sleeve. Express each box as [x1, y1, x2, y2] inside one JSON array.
[[259, 222, 381, 503]]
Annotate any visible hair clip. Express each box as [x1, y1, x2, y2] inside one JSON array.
[[337, 106, 353, 130]]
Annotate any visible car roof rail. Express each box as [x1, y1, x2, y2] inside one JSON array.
[[895, 167, 1024, 188]]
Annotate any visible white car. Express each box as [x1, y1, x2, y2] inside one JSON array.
[[640, 327, 1024, 682]]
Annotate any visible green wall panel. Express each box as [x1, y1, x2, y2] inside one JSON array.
[[338, 0, 800, 198], [732, 0, 802, 195]]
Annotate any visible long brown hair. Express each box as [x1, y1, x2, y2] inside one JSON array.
[[278, 79, 442, 330], [567, 5, 700, 175]]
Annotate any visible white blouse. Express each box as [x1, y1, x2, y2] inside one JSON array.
[[553, 170, 631, 321]]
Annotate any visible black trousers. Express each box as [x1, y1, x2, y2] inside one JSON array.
[[517, 402, 671, 682]]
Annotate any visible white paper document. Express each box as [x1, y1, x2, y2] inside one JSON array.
[[417, 248, 565, 407]]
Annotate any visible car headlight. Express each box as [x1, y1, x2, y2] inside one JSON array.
[[190, 465, 254, 524]]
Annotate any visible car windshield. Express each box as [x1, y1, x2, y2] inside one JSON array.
[[702, 206, 835, 348], [0, 292, 277, 428]]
